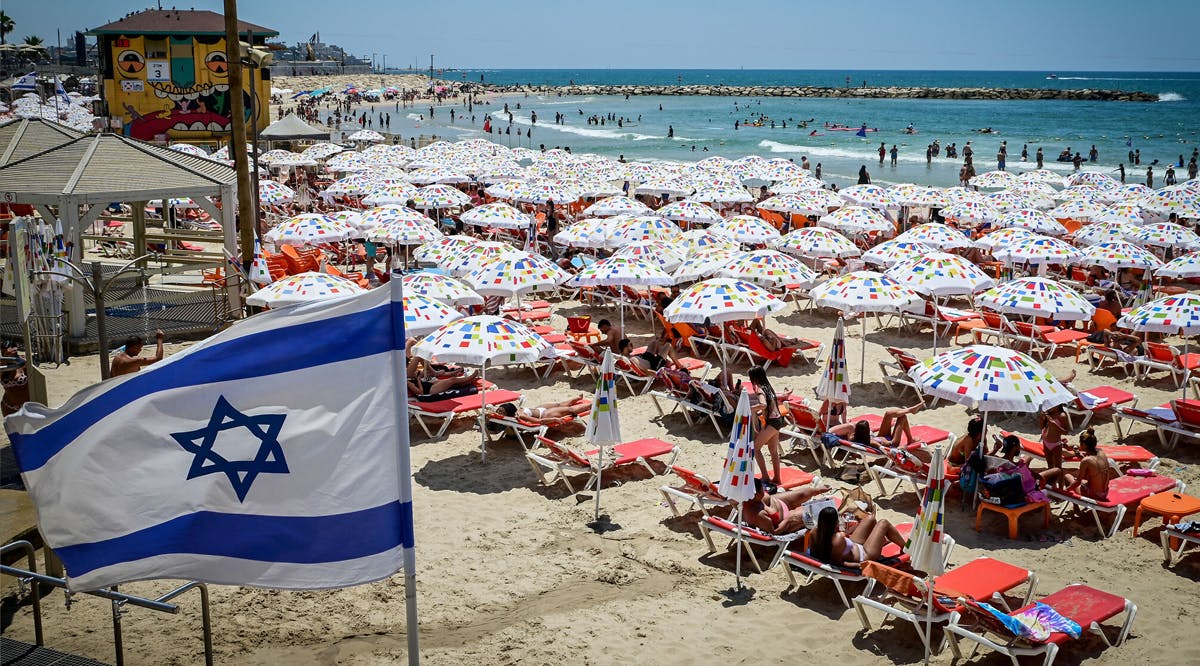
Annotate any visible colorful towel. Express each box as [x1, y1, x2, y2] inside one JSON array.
[[1011, 602, 1082, 641]]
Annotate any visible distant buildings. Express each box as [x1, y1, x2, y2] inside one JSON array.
[[268, 34, 371, 77]]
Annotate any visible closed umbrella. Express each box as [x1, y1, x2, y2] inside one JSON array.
[[716, 391, 757, 591], [586, 350, 623, 523], [817, 317, 851, 406], [905, 443, 948, 666]]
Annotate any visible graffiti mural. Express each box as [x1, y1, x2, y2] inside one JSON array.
[[104, 34, 268, 141]]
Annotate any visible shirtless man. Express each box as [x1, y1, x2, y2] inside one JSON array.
[[1049, 430, 1119, 501], [744, 477, 833, 535], [592, 319, 624, 355], [110, 330, 164, 377]]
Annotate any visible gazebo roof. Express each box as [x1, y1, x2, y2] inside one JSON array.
[[0, 118, 84, 166], [0, 133, 238, 205], [259, 114, 331, 141]]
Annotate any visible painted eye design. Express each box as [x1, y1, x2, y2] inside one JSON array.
[[117, 50, 145, 74], [205, 51, 229, 74]]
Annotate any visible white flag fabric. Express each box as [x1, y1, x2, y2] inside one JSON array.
[[6, 280, 414, 592]]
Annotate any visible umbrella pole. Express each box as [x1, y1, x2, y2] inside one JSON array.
[[734, 503, 744, 591], [595, 444, 603, 522], [479, 363, 488, 460], [1184, 339, 1192, 400], [861, 317, 867, 384]]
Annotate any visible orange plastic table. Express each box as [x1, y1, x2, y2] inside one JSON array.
[[976, 501, 1051, 539], [1133, 491, 1200, 538], [566, 325, 602, 344]]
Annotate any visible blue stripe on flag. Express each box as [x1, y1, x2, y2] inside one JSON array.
[[12, 302, 398, 472], [57, 501, 413, 577]]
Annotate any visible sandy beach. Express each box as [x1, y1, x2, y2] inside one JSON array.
[[4, 286, 1198, 665]]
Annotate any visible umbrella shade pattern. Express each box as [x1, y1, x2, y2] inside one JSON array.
[[811, 271, 923, 313], [1156, 252, 1200, 279], [998, 209, 1068, 236], [325, 173, 380, 196], [992, 236, 1082, 265], [413, 315, 554, 366], [1048, 199, 1107, 220], [402, 272, 484, 305], [975, 278, 1096, 320], [460, 202, 530, 229], [885, 253, 995, 297], [347, 129, 386, 142], [682, 228, 738, 253], [840, 184, 894, 208], [439, 241, 517, 277], [368, 219, 445, 246], [862, 240, 933, 267], [940, 201, 1003, 226], [759, 193, 828, 216], [464, 255, 567, 297], [970, 170, 1019, 189], [583, 196, 653, 217], [359, 205, 435, 229], [719, 250, 819, 288], [817, 206, 894, 234], [1073, 222, 1136, 247], [568, 256, 675, 286], [402, 292, 465, 338], [245, 271, 364, 307], [672, 248, 738, 283], [664, 278, 788, 323], [614, 240, 686, 271], [554, 217, 611, 248], [414, 234, 481, 263], [326, 209, 365, 233], [1117, 293, 1200, 335], [656, 200, 724, 224], [908, 345, 1074, 412], [690, 185, 752, 203], [1140, 189, 1200, 216], [774, 227, 860, 258], [1096, 204, 1146, 225], [973, 227, 1038, 251], [714, 215, 782, 244], [905, 445, 947, 577], [1077, 241, 1163, 270], [1130, 222, 1200, 249], [894, 223, 973, 250], [507, 179, 581, 204], [258, 180, 295, 204], [817, 318, 851, 404], [717, 391, 757, 502], [264, 214, 356, 245], [362, 183, 421, 206], [411, 184, 472, 209], [607, 216, 682, 247]]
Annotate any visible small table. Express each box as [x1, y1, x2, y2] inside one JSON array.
[[1133, 491, 1200, 538], [566, 324, 602, 344], [976, 500, 1051, 540]]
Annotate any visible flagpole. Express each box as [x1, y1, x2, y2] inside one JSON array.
[[389, 271, 421, 666]]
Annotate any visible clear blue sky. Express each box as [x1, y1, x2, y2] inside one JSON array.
[[9, 0, 1200, 71]]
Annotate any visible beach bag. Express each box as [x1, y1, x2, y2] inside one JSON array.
[[801, 496, 838, 530], [840, 486, 875, 521], [979, 472, 1025, 506]]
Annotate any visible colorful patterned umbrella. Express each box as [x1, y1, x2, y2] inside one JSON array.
[[973, 227, 1038, 251], [889, 184, 951, 208], [886, 252, 995, 297], [663, 278, 787, 324], [908, 345, 1074, 412], [975, 277, 1096, 320], [758, 193, 828, 217], [614, 240, 687, 271], [439, 241, 518, 277], [1095, 204, 1146, 226], [657, 199, 725, 224], [367, 218, 445, 246], [587, 350, 623, 522], [1139, 188, 1200, 216], [460, 202, 530, 230], [774, 227, 860, 258], [264, 214, 356, 245], [583, 196, 653, 217], [840, 183, 895, 209], [997, 209, 1068, 236], [940, 201, 1003, 226], [811, 271, 923, 313], [1019, 169, 1067, 187], [245, 271, 365, 307], [690, 185, 753, 203], [347, 129, 386, 143], [1048, 198, 1106, 220], [714, 215, 782, 244], [985, 190, 1037, 212], [411, 184, 472, 209], [1118, 293, 1200, 335], [672, 248, 739, 284], [992, 235, 1083, 266], [607, 215, 682, 248], [682, 228, 739, 253], [413, 234, 481, 264], [1156, 252, 1200, 279], [554, 217, 611, 248], [463, 253, 567, 298], [568, 256, 674, 287], [258, 180, 295, 205], [406, 166, 471, 185], [169, 143, 208, 157], [894, 223, 973, 250], [507, 179, 581, 204], [326, 152, 370, 172], [1076, 241, 1163, 270], [970, 170, 1019, 189], [1130, 222, 1200, 249], [401, 292, 465, 338], [863, 239, 934, 267], [816, 206, 894, 234], [1072, 222, 1137, 247], [817, 317, 851, 405], [325, 173, 380, 196], [719, 249, 819, 288], [359, 205, 436, 231], [402, 272, 484, 306], [906, 444, 948, 587], [300, 142, 346, 160], [361, 182, 421, 206], [717, 390, 757, 591]]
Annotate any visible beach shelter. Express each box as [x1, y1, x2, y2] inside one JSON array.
[[412, 316, 554, 458], [974, 278, 1095, 322], [264, 213, 356, 246], [401, 272, 484, 306], [414, 234, 482, 265], [905, 444, 949, 666], [567, 256, 674, 328], [586, 350, 623, 522], [1156, 252, 1200, 279], [245, 271, 364, 308], [259, 113, 331, 141], [460, 202, 530, 230], [1118, 293, 1200, 397], [862, 240, 932, 268], [716, 391, 757, 591], [718, 250, 819, 289], [400, 293, 465, 338], [583, 196, 653, 217], [810, 271, 923, 382], [885, 253, 994, 353], [463, 253, 568, 310], [672, 247, 739, 284], [817, 317, 851, 406], [774, 227, 861, 260]]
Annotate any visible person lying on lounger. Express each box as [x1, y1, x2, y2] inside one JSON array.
[[744, 477, 833, 535], [828, 403, 924, 449], [491, 396, 591, 424], [747, 318, 802, 352], [809, 506, 907, 569], [407, 358, 478, 397]]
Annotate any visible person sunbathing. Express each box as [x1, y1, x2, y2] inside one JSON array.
[[747, 318, 801, 352], [1053, 429, 1118, 501], [744, 478, 833, 535], [948, 414, 985, 469], [809, 506, 906, 569], [491, 396, 590, 424], [828, 403, 923, 449], [629, 329, 683, 372], [407, 358, 478, 397]]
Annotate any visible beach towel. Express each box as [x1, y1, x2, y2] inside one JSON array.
[[1011, 602, 1083, 641]]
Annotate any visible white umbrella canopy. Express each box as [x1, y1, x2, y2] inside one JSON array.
[[718, 249, 820, 289], [1140, 187, 1200, 217], [893, 223, 974, 251], [613, 239, 687, 272], [413, 234, 481, 264], [583, 196, 653, 217], [862, 239, 934, 267], [1095, 204, 1148, 226], [672, 247, 740, 284], [713, 215, 782, 245], [399, 292, 466, 338], [1156, 252, 1200, 279], [973, 227, 1039, 252], [554, 217, 612, 248], [1129, 222, 1200, 249], [811, 271, 923, 381], [1048, 198, 1107, 221], [1075, 241, 1164, 271], [664, 278, 788, 324], [691, 185, 754, 204], [411, 184, 472, 209], [568, 256, 675, 287], [1118, 292, 1200, 335], [463, 253, 568, 298], [439, 241, 519, 277], [940, 201, 1004, 227], [1072, 222, 1137, 247], [992, 235, 1083, 266], [1020, 169, 1067, 188], [908, 345, 1074, 413], [885, 253, 995, 297], [460, 202, 529, 230], [997, 209, 1068, 236], [607, 216, 683, 248], [975, 277, 1096, 321], [774, 227, 861, 259], [367, 219, 445, 246], [840, 183, 895, 209], [402, 272, 484, 306], [758, 193, 829, 217], [970, 170, 1020, 189], [657, 199, 725, 224], [817, 205, 895, 235], [816, 317, 851, 405], [264, 214, 356, 245], [245, 271, 365, 307]]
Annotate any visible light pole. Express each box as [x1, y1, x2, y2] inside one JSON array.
[[372, 53, 377, 73]]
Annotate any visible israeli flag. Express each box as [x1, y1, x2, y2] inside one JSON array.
[[54, 76, 71, 106], [12, 71, 37, 92], [6, 279, 415, 592]]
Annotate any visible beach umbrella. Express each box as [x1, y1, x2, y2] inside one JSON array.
[[325, 173, 380, 196], [681, 228, 738, 253], [810, 271, 923, 381], [367, 218, 445, 246], [1076, 241, 1163, 271], [402, 272, 484, 306], [817, 206, 894, 235], [973, 227, 1038, 252], [414, 234, 481, 264], [940, 201, 1003, 227], [774, 227, 860, 259], [1130, 222, 1200, 249], [169, 143, 208, 157], [889, 184, 951, 209], [942, 187, 988, 205], [658, 200, 725, 224], [771, 177, 825, 194], [664, 278, 787, 324], [406, 166, 471, 185], [439, 241, 517, 277], [568, 256, 675, 328], [359, 205, 436, 230], [245, 271, 364, 307], [1140, 187, 1199, 217], [840, 184, 894, 209], [716, 390, 758, 592], [508, 179, 581, 204], [264, 214, 356, 246], [460, 202, 530, 230], [992, 235, 1082, 268], [1118, 293, 1200, 398], [348, 129, 386, 143], [607, 216, 682, 247], [411, 184, 472, 209], [758, 193, 828, 217], [401, 292, 465, 338], [894, 223, 973, 251], [1048, 198, 1106, 220], [635, 177, 696, 198], [1020, 169, 1066, 187], [985, 190, 1037, 212], [672, 247, 739, 283], [300, 142, 346, 160], [886, 253, 994, 298], [554, 217, 611, 248], [906, 442, 948, 666], [413, 316, 555, 457], [862, 240, 933, 267], [583, 196, 653, 217], [258, 180, 295, 205], [1095, 204, 1147, 226], [908, 345, 1073, 423], [997, 209, 1068, 236], [714, 215, 782, 245], [326, 152, 370, 172], [976, 277, 1096, 321], [1072, 222, 1137, 247], [970, 170, 1019, 189], [690, 185, 753, 204], [719, 249, 819, 289], [614, 239, 687, 272], [463, 253, 568, 306], [586, 350, 623, 523], [362, 182, 421, 206], [817, 317, 851, 406], [1156, 252, 1200, 279]]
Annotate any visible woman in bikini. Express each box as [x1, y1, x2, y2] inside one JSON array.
[[828, 403, 923, 449], [1, 343, 29, 417], [748, 319, 801, 352], [947, 415, 985, 471], [630, 329, 681, 373], [492, 396, 590, 424], [809, 506, 907, 569], [748, 365, 789, 488], [1039, 404, 1072, 489], [744, 478, 832, 535]]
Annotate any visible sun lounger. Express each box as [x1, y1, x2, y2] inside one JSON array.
[[1134, 342, 1198, 387], [659, 465, 735, 518], [485, 397, 590, 450], [526, 436, 679, 494], [878, 347, 938, 407], [1161, 522, 1200, 566], [1114, 399, 1200, 450], [868, 446, 961, 500], [754, 466, 815, 490], [1062, 384, 1138, 430], [409, 389, 523, 439], [698, 516, 805, 574], [649, 372, 731, 437], [946, 584, 1136, 666], [1044, 472, 1185, 539]]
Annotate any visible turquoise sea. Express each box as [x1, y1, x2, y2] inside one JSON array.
[[380, 69, 1199, 188]]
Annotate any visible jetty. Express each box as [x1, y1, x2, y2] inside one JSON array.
[[478, 83, 1157, 102]]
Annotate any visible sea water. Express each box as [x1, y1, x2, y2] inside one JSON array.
[[378, 70, 1199, 188]]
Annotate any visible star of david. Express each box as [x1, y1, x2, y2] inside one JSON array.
[[170, 395, 289, 502]]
